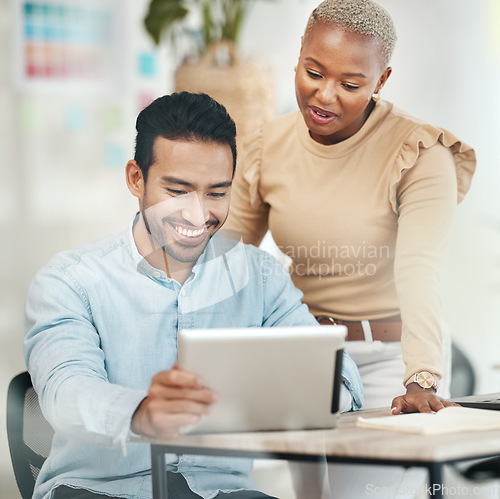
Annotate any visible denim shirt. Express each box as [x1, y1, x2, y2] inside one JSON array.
[[24, 222, 363, 499]]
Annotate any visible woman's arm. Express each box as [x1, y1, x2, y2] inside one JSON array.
[[391, 143, 458, 412]]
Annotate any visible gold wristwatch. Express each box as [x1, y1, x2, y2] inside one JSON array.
[[405, 371, 438, 390]]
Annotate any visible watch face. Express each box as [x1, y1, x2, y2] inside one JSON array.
[[417, 372, 435, 389]]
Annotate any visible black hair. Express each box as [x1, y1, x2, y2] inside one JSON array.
[[134, 92, 237, 180]]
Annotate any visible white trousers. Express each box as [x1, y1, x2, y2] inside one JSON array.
[[290, 326, 452, 499]]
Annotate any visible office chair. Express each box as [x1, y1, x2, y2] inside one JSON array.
[[6, 371, 54, 499], [450, 342, 476, 398], [450, 343, 500, 485]]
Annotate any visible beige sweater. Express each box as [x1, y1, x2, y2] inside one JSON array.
[[225, 100, 476, 385]]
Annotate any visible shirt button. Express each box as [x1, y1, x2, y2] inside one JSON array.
[[181, 289, 186, 296], [153, 271, 162, 279]]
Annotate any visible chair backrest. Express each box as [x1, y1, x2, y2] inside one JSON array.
[[450, 342, 476, 398], [6, 371, 54, 499]]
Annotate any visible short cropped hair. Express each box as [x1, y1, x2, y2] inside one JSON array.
[[305, 0, 397, 68], [134, 92, 237, 180]]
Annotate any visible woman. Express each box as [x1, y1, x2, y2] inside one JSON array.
[[226, 0, 475, 496]]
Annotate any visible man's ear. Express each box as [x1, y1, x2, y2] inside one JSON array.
[[125, 160, 144, 199]]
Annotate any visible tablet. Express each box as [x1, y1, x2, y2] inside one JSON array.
[[177, 325, 346, 433]]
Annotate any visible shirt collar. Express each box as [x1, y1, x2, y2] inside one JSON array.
[[127, 215, 239, 284]]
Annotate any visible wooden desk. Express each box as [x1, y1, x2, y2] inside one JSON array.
[[132, 408, 500, 498]]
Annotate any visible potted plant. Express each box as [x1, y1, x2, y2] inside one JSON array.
[[143, 0, 276, 140]]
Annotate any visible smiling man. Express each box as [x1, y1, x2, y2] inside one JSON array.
[[24, 92, 363, 499], [128, 136, 234, 284]]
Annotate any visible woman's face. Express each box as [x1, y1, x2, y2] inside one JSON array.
[[295, 22, 391, 145]]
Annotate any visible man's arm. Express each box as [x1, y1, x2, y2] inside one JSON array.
[[25, 264, 217, 448], [25, 264, 145, 448]]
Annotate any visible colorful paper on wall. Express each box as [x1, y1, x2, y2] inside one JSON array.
[[138, 52, 157, 77], [101, 105, 124, 132], [138, 92, 156, 112], [19, 0, 118, 84], [64, 105, 86, 133], [105, 142, 125, 169]]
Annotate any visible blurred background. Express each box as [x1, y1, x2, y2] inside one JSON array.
[[1, 0, 499, 497]]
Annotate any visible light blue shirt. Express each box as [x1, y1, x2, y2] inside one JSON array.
[[25, 221, 363, 499]]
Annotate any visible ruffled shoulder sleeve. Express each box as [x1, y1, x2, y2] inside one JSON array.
[[389, 124, 476, 213], [225, 123, 270, 246], [238, 123, 266, 209]]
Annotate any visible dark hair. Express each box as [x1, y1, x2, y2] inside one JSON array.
[[134, 92, 237, 180]]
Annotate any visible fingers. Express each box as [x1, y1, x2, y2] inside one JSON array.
[[140, 399, 208, 439], [414, 401, 434, 414], [391, 393, 427, 414], [140, 410, 202, 440], [415, 393, 455, 413], [132, 368, 218, 438], [427, 397, 447, 413], [391, 391, 454, 414], [391, 396, 405, 415], [146, 396, 214, 416], [441, 400, 461, 408], [132, 395, 212, 438], [153, 368, 204, 390], [149, 369, 218, 405], [149, 383, 218, 406]]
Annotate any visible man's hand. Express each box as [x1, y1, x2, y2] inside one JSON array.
[[131, 367, 218, 439], [391, 383, 460, 414]]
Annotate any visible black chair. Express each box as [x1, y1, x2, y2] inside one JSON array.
[[6, 371, 54, 499], [450, 342, 476, 398], [450, 343, 500, 486]]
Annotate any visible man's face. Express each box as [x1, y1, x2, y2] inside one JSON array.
[[134, 138, 233, 265]]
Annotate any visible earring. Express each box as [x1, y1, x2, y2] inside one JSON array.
[[294, 65, 297, 72], [372, 91, 381, 102]]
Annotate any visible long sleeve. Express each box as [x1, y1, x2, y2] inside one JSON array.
[[393, 143, 458, 384], [24, 265, 147, 450]]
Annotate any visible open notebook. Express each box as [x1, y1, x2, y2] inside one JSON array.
[[357, 406, 500, 435]]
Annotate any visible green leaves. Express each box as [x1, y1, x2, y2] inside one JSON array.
[[144, 0, 190, 46], [220, 0, 246, 44], [144, 0, 276, 54]]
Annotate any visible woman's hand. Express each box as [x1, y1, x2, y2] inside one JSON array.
[[131, 367, 218, 439], [391, 383, 460, 414]]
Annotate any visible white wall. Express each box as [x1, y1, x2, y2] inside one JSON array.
[[1, 0, 499, 496]]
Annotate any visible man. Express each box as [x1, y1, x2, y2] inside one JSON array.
[[25, 92, 363, 499]]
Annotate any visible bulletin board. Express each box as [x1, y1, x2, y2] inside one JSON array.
[[12, 0, 122, 91]]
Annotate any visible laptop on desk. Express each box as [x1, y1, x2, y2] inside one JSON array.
[[177, 325, 346, 434], [451, 393, 500, 411]]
